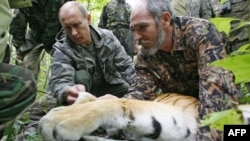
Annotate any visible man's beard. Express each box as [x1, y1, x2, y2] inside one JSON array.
[[140, 27, 166, 56]]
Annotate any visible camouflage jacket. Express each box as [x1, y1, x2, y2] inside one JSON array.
[[98, 0, 134, 56], [125, 16, 228, 100], [48, 25, 136, 103], [172, 0, 217, 19], [98, 0, 131, 29], [9, 0, 64, 53]]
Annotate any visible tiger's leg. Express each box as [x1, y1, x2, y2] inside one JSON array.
[[197, 66, 242, 141], [39, 99, 197, 141], [39, 100, 132, 141]]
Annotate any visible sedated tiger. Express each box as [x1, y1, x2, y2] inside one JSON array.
[[38, 92, 200, 141]]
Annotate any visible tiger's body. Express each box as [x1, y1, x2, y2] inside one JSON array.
[[38, 92, 200, 141]]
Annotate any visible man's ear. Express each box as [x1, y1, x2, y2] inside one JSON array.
[[161, 12, 171, 28]]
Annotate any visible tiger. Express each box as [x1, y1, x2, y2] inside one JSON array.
[[38, 92, 200, 141]]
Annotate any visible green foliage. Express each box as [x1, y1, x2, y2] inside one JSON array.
[[239, 94, 250, 104], [25, 132, 43, 141], [201, 17, 250, 131], [37, 52, 51, 98], [200, 109, 244, 131], [3, 112, 32, 141], [211, 53, 250, 84], [77, 0, 109, 26], [3, 121, 21, 141], [209, 17, 249, 36], [210, 16, 250, 88]]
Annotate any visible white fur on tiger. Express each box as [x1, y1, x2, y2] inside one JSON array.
[[38, 92, 199, 141]]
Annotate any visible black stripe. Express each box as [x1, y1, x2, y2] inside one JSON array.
[[172, 116, 177, 125], [154, 94, 171, 102], [144, 116, 162, 139], [52, 128, 57, 140], [185, 128, 191, 138]]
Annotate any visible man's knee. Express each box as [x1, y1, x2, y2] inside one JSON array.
[[75, 69, 92, 91], [112, 82, 129, 98]]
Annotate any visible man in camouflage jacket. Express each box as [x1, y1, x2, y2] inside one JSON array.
[[98, 0, 135, 59], [9, 0, 74, 79], [126, 0, 242, 140], [0, 0, 37, 135], [48, 1, 136, 105]]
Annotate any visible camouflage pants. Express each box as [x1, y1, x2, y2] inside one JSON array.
[[0, 63, 37, 131], [197, 66, 242, 141]]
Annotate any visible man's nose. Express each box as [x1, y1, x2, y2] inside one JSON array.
[[71, 28, 78, 36], [134, 31, 142, 40]]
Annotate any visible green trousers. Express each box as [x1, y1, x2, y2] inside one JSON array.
[[75, 70, 129, 97]]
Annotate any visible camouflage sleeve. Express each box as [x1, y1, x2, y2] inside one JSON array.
[[198, 65, 242, 140], [123, 54, 160, 100], [9, 9, 27, 48], [195, 19, 243, 140], [48, 47, 75, 104], [98, 5, 108, 28], [197, 20, 227, 72], [110, 32, 136, 84]]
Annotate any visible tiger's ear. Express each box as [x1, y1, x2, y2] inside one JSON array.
[[74, 92, 97, 104]]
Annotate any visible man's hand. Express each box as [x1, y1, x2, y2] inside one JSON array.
[[64, 84, 86, 104]]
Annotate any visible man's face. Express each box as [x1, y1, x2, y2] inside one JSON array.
[[130, 3, 166, 56], [59, 8, 92, 46]]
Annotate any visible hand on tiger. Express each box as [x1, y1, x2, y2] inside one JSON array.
[[64, 84, 86, 105]]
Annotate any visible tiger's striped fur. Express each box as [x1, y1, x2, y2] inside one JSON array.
[[38, 92, 199, 141], [154, 93, 199, 118]]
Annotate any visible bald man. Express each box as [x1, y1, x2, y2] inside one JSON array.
[[48, 1, 136, 105]]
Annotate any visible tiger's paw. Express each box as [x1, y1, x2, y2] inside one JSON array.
[[38, 92, 101, 141]]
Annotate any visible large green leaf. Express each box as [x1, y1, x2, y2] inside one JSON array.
[[209, 17, 248, 36], [211, 53, 250, 84], [200, 109, 244, 131]]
